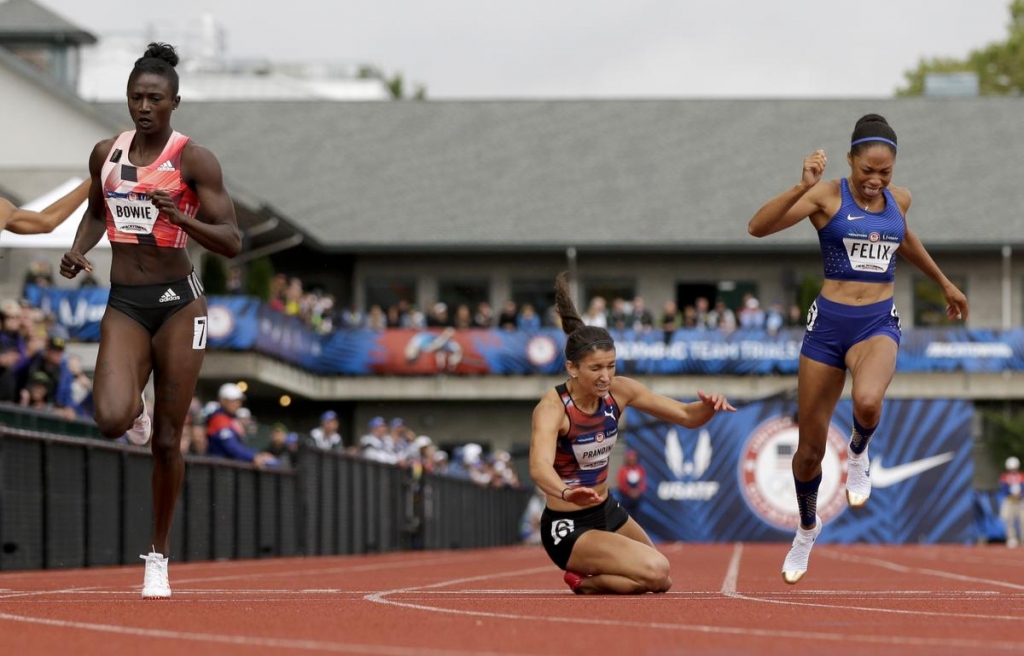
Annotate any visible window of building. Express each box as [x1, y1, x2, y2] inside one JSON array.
[[438, 279, 489, 311], [913, 275, 967, 327], [365, 278, 416, 311], [510, 279, 557, 325]]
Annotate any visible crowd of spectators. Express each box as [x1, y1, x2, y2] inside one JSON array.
[[0, 297, 92, 420], [171, 383, 521, 488], [587, 293, 805, 338], [254, 268, 803, 339]]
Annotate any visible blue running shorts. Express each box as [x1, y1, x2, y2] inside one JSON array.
[[801, 295, 901, 369]]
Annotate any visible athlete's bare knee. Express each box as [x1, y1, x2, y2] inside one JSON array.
[[150, 427, 183, 460], [93, 404, 135, 439], [637, 552, 671, 592]]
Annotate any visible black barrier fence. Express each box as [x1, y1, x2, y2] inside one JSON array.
[[0, 429, 532, 571]]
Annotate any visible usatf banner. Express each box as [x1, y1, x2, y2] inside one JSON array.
[[623, 397, 975, 544]]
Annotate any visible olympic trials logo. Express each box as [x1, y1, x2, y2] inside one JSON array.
[[738, 415, 848, 530], [526, 335, 558, 368], [551, 519, 575, 545]]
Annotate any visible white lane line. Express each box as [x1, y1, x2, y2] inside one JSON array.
[[364, 565, 1024, 652], [720, 543, 742, 595], [818, 550, 1024, 591], [0, 611, 550, 656]]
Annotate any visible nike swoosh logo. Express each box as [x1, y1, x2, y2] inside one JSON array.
[[847, 214, 865, 220], [871, 452, 955, 488]]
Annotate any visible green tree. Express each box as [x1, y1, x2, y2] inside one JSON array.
[[981, 407, 1024, 470], [201, 253, 228, 295], [898, 0, 1024, 96], [245, 256, 275, 301]]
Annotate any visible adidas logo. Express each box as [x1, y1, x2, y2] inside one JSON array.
[[156, 160, 175, 172], [158, 288, 180, 303]]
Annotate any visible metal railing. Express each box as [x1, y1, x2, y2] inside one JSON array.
[[0, 427, 531, 571]]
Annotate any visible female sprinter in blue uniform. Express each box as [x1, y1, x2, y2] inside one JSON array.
[[61, 43, 241, 598], [747, 114, 968, 584], [530, 273, 735, 594]]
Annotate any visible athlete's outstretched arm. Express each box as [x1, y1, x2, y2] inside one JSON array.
[[748, 150, 829, 237], [898, 225, 968, 322], [61, 141, 113, 279], [152, 143, 241, 258], [2, 179, 89, 235], [529, 393, 601, 506], [614, 376, 735, 428]]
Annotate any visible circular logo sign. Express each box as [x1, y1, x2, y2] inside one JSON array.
[[738, 415, 848, 530], [207, 305, 235, 340], [526, 335, 558, 367]]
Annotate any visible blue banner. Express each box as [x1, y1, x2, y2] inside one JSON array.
[[24, 285, 1024, 376], [623, 397, 975, 544]]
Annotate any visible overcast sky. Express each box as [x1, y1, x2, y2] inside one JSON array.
[[35, 0, 1015, 98]]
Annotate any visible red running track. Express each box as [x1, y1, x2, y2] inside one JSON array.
[[1, 543, 1023, 655]]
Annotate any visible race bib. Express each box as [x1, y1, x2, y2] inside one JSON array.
[[107, 196, 159, 234], [842, 235, 898, 273], [571, 430, 617, 470]]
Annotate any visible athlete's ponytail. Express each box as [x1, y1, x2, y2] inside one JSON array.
[[129, 42, 180, 95], [554, 272, 615, 364]]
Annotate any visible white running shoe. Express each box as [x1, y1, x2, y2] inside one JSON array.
[[782, 514, 822, 585], [140, 550, 171, 599], [125, 394, 152, 446], [846, 447, 871, 508]]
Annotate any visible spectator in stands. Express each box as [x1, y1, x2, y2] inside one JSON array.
[[738, 294, 766, 330], [360, 416, 397, 463], [17, 333, 73, 413], [284, 277, 303, 315], [453, 304, 473, 330], [608, 298, 629, 331], [310, 410, 343, 450], [765, 302, 786, 336], [660, 300, 682, 342], [520, 487, 546, 545], [681, 304, 698, 329], [518, 303, 541, 331], [630, 296, 654, 332], [340, 303, 364, 329], [427, 302, 451, 328], [474, 302, 494, 328], [267, 423, 297, 467], [235, 406, 257, 439], [1000, 456, 1024, 548], [616, 449, 648, 515], [432, 450, 450, 475], [693, 297, 712, 330], [205, 383, 277, 467], [366, 304, 387, 331], [710, 299, 737, 333], [498, 300, 518, 331], [582, 296, 608, 328], [268, 273, 287, 312], [22, 259, 55, 296], [64, 353, 94, 419], [19, 370, 53, 412], [0, 300, 27, 402]]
